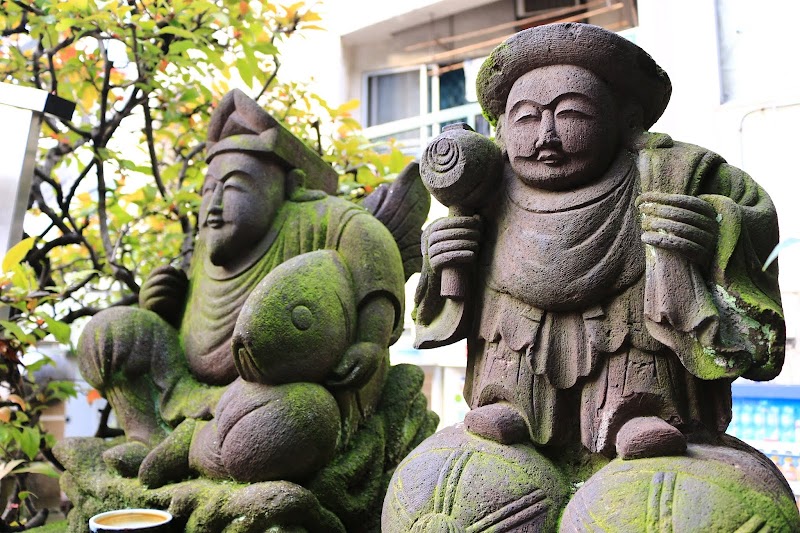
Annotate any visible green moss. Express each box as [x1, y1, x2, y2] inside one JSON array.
[[24, 519, 69, 532], [565, 451, 800, 532]]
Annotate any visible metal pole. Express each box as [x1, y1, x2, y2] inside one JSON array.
[[0, 83, 74, 261], [0, 83, 75, 319]]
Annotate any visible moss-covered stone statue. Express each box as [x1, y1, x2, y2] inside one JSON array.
[[383, 23, 800, 532], [54, 89, 437, 532]]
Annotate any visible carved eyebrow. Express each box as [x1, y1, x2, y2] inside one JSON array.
[[509, 91, 594, 115], [216, 168, 255, 184], [508, 99, 543, 116]]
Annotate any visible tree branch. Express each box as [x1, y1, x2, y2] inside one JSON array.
[[11, 0, 45, 16], [61, 293, 137, 323], [1, 11, 27, 37], [142, 101, 168, 198], [255, 57, 280, 101]]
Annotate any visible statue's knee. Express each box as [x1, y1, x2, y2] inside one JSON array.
[[214, 380, 341, 483], [77, 307, 178, 389]]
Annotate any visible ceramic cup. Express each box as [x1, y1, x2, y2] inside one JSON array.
[[88, 509, 173, 532]]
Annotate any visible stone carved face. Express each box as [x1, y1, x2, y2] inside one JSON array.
[[504, 64, 620, 191], [200, 151, 285, 275]]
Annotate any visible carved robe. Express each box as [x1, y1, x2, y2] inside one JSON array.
[[415, 132, 784, 454]]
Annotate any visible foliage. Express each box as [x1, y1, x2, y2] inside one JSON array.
[[0, 0, 412, 321], [0, 239, 76, 529], [0, 0, 413, 527]]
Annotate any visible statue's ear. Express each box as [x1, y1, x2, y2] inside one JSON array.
[[618, 101, 646, 149], [287, 168, 306, 196], [286, 168, 326, 201], [494, 114, 508, 158]]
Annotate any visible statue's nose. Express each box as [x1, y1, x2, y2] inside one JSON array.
[[534, 109, 561, 150], [208, 182, 224, 213]]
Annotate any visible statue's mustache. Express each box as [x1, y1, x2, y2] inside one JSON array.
[[516, 135, 563, 159]]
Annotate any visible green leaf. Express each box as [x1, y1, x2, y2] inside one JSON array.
[[45, 380, 78, 401], [2, 237, 35, 273], [13, 461, 59, 479], [252, 42, 278, 56], [356, 166, 379, 186], [0, 460, 25, 481], [159, 26, 197, 41], [169, 40, 196, 55], [41, 315, 71, 344], [0, 320, 35, 345], [23, 355, 54, 373], [235, 57, 254, 86], [55, 18, 76, 32], [18, 427, 40, 460]]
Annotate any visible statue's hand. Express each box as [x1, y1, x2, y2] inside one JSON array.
[[326, 341, 381, 390], [139, 265, 188, 327], [636, 192, 718, 267], [426, 215, 482, 274]]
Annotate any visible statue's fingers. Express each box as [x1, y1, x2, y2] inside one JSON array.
[[327, 344, 379, 389], [636, 192, 717, 218], [429, 250, 476, 274], [428, 226, 481, 247], [639, 203, 719, 235], [641, 231, 712, 262], [640, 216, 717, 250], [429, 215, 482, 232], [638, 203, 717, 229], [429, 242, 477, 269], [141, 268, 188, 294]]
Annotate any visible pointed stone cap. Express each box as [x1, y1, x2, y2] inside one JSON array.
[[206, 89, 338, 194]]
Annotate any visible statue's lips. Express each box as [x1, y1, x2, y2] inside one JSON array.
[[206, 216, 225, 229], [534, 150, 564, 165], [232, 337, 264, 383]]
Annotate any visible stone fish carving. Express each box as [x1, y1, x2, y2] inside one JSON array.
[[383, 22, 800, 532], [54, 89, 436, 532]]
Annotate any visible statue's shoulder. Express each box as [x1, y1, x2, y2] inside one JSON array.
[[285, 189, 363, 215], [281, 191, 375, 241], [637, 132, 725, 195]]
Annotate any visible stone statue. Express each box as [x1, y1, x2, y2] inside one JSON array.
[[54, 89, 437, 532], [383, 23, 800, 531]]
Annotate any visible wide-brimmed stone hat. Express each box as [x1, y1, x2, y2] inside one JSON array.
[[477, 22, 671, 129]]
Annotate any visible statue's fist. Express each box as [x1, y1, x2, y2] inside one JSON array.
[[326, 341, 382, 390], [426, 215, 482, 274], [636, 192, 718, 267], [138, 265, 188, 327]]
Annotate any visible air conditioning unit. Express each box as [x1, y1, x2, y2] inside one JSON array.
[[515, 0, 583, 19]]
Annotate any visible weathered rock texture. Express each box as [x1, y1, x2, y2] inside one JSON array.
[[55, 89, 436, 532], [384, 22, 800, 532]]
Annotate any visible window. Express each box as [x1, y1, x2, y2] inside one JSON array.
[[363, 63, 489, 153], [365, 67, 424, 127], [516, 0, 582, 18]]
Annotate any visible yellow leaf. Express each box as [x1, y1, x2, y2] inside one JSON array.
[[0, 408, 10, 424], [7, 394, 26, 410], [299, 11, 323, 22], [79, 84, 98, 113], [2, 237, 34, 274]]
